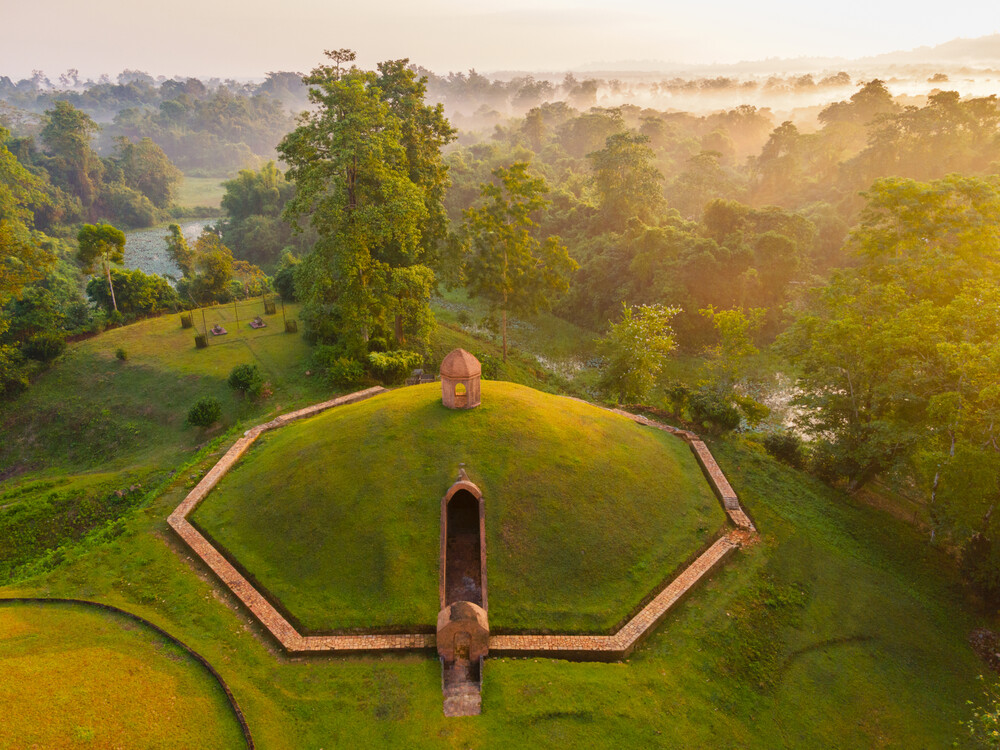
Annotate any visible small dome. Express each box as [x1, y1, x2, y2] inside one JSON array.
[[440, 349, 481, 379]]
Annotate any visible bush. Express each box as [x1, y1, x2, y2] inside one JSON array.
[[367, 350, 423, 385], [688, 388, 742, 431], [187, 396, 222, 427], [194, 334, 208, 349], [264, 301, 276, 315], [762, 431, 805, 469], [961, 534, 1000, 607], [180, 313, 193, 329], [115, 347, 128, 361], [476, 352, 502, 380], [329, 357, 365, 388], [23, 332, 66, 363], [284, 320, 298, 333], [227, 363, 263, 399]]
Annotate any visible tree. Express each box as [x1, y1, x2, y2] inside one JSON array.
[[113, 136, 180, 208], [279, 50, 449, 353], [698, 306, 765, 388], [0, 127, 51, 304], [165, 224, 194, 278], [460, 162, 577, 360], [186, 231, 234, 304], [599, 303, 680, 403], [77, 222, 125, 312], [588, 132, 664, 228], [40, 101, 102, 209]]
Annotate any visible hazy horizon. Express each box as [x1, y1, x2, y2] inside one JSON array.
[[4, 0, 1000, 81]]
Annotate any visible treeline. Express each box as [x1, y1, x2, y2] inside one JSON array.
[[1, 71, 303, 175]]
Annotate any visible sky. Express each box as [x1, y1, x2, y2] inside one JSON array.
[[3, 0, 999, 80]]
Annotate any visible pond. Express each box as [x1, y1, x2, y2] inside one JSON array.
[[123, 219, 216, 280]]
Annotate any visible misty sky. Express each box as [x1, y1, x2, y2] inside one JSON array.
[[4, 0, 998, 79]]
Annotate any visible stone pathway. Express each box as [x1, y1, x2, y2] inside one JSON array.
[[169, 389, 756, 658]]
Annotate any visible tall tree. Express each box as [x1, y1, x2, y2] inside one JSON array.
[[279, 50, 448, 353], [77, 222, 125, 312], [0, 127, 51, 304], [461, 162, 577, 360], [588, 131, 664, 229]]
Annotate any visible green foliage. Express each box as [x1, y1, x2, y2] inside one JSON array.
[[86, 267, 177, 318], [179, 312, 193, 329], [193, 333, 207, 349], [310, 346, 365, 388], [111, 136, 180, 209], [0, 477, 148, 579], [366, 349, 422, 384], [762, 430, 806, 469], [599, 303, 679, 403], [280, 50, 451, 353], [115, 346, 127, 361], [178, 231, 234, 305], [588, 131, 664, 229], [22, 331, 66, 363], [699, 305, 765, 388], [76, 222, 126, 311], [460, 162, 577, 359], [963, 676, 1000, 748], [165, 224, 194, 278], [186, 396, 221, 427], [226, 363, 263, 399]]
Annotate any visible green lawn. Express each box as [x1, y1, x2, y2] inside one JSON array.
[[0, 601, 246, 748], [191, 382, 725, 632], [0, 300, 322, 479], [0, 311, 990, 747], [175, 176, 227, 209]]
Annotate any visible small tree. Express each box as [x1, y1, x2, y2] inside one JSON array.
[[165, 224, 194, 278], [77, 222, 126, 312], [461, 162, 577, 360], [227, 363, 263, 399], [599, 303, 680, 403], [187, 396, 222, 427], [699, 306, 766, 388]]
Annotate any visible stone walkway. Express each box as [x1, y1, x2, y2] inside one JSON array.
[[169, 389, 756, 657]]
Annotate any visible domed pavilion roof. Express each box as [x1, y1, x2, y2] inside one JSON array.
[[440, 349, 481, 379]]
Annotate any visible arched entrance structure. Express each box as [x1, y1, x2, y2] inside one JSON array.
[[437, 468, 488, 716]]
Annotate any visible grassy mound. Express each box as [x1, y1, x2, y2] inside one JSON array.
[[0, 601, 246, 748], [191, 381, 725, 632]]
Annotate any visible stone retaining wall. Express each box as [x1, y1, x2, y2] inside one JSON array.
[[169, 389, 755, 659]]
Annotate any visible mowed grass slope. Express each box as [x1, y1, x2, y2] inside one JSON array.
[[0, 601, 246, 749], [0, 433, 983, 748], [191, 382, 725, 632], [0, 300, 323, 477]]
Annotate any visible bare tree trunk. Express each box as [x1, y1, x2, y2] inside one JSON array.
[[502, 309, 507, 362], [105, 261, 118, 312]]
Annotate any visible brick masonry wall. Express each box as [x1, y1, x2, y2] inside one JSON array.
[[169, 389, 756, 657]]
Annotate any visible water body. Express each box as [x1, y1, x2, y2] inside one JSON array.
[[123, 219, 216, 280]]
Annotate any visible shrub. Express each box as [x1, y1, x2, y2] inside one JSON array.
[[961, 534, 1000, 607], [367, 350, 423, 385], [115, 347, 128, 361], [23, 332, 66, 363], [328, 357, 365, 388], [688, 388, 742, 431], [476, 352, 502, 380], [762, 431, 805, 469], [264, 301, 276, 315], [180, 313, 193, 329], [227, 363, 263, 399], [456, 310, 471, 326], [187, 396, 222, 427], [284, 320, 298, 333], [734, 394, 770, 427], [194, 334, 208, 349]]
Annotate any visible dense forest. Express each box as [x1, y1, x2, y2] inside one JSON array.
[[2, 53, 1000, 616]]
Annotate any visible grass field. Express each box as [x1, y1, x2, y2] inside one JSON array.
[[0, 307, 992, 747], [0, 601, 246, 748], [174, 176, 227, 209], [190, 382, 725, 632]]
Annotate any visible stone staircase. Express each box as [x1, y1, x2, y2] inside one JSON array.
[[442, 657, 482, 717]]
